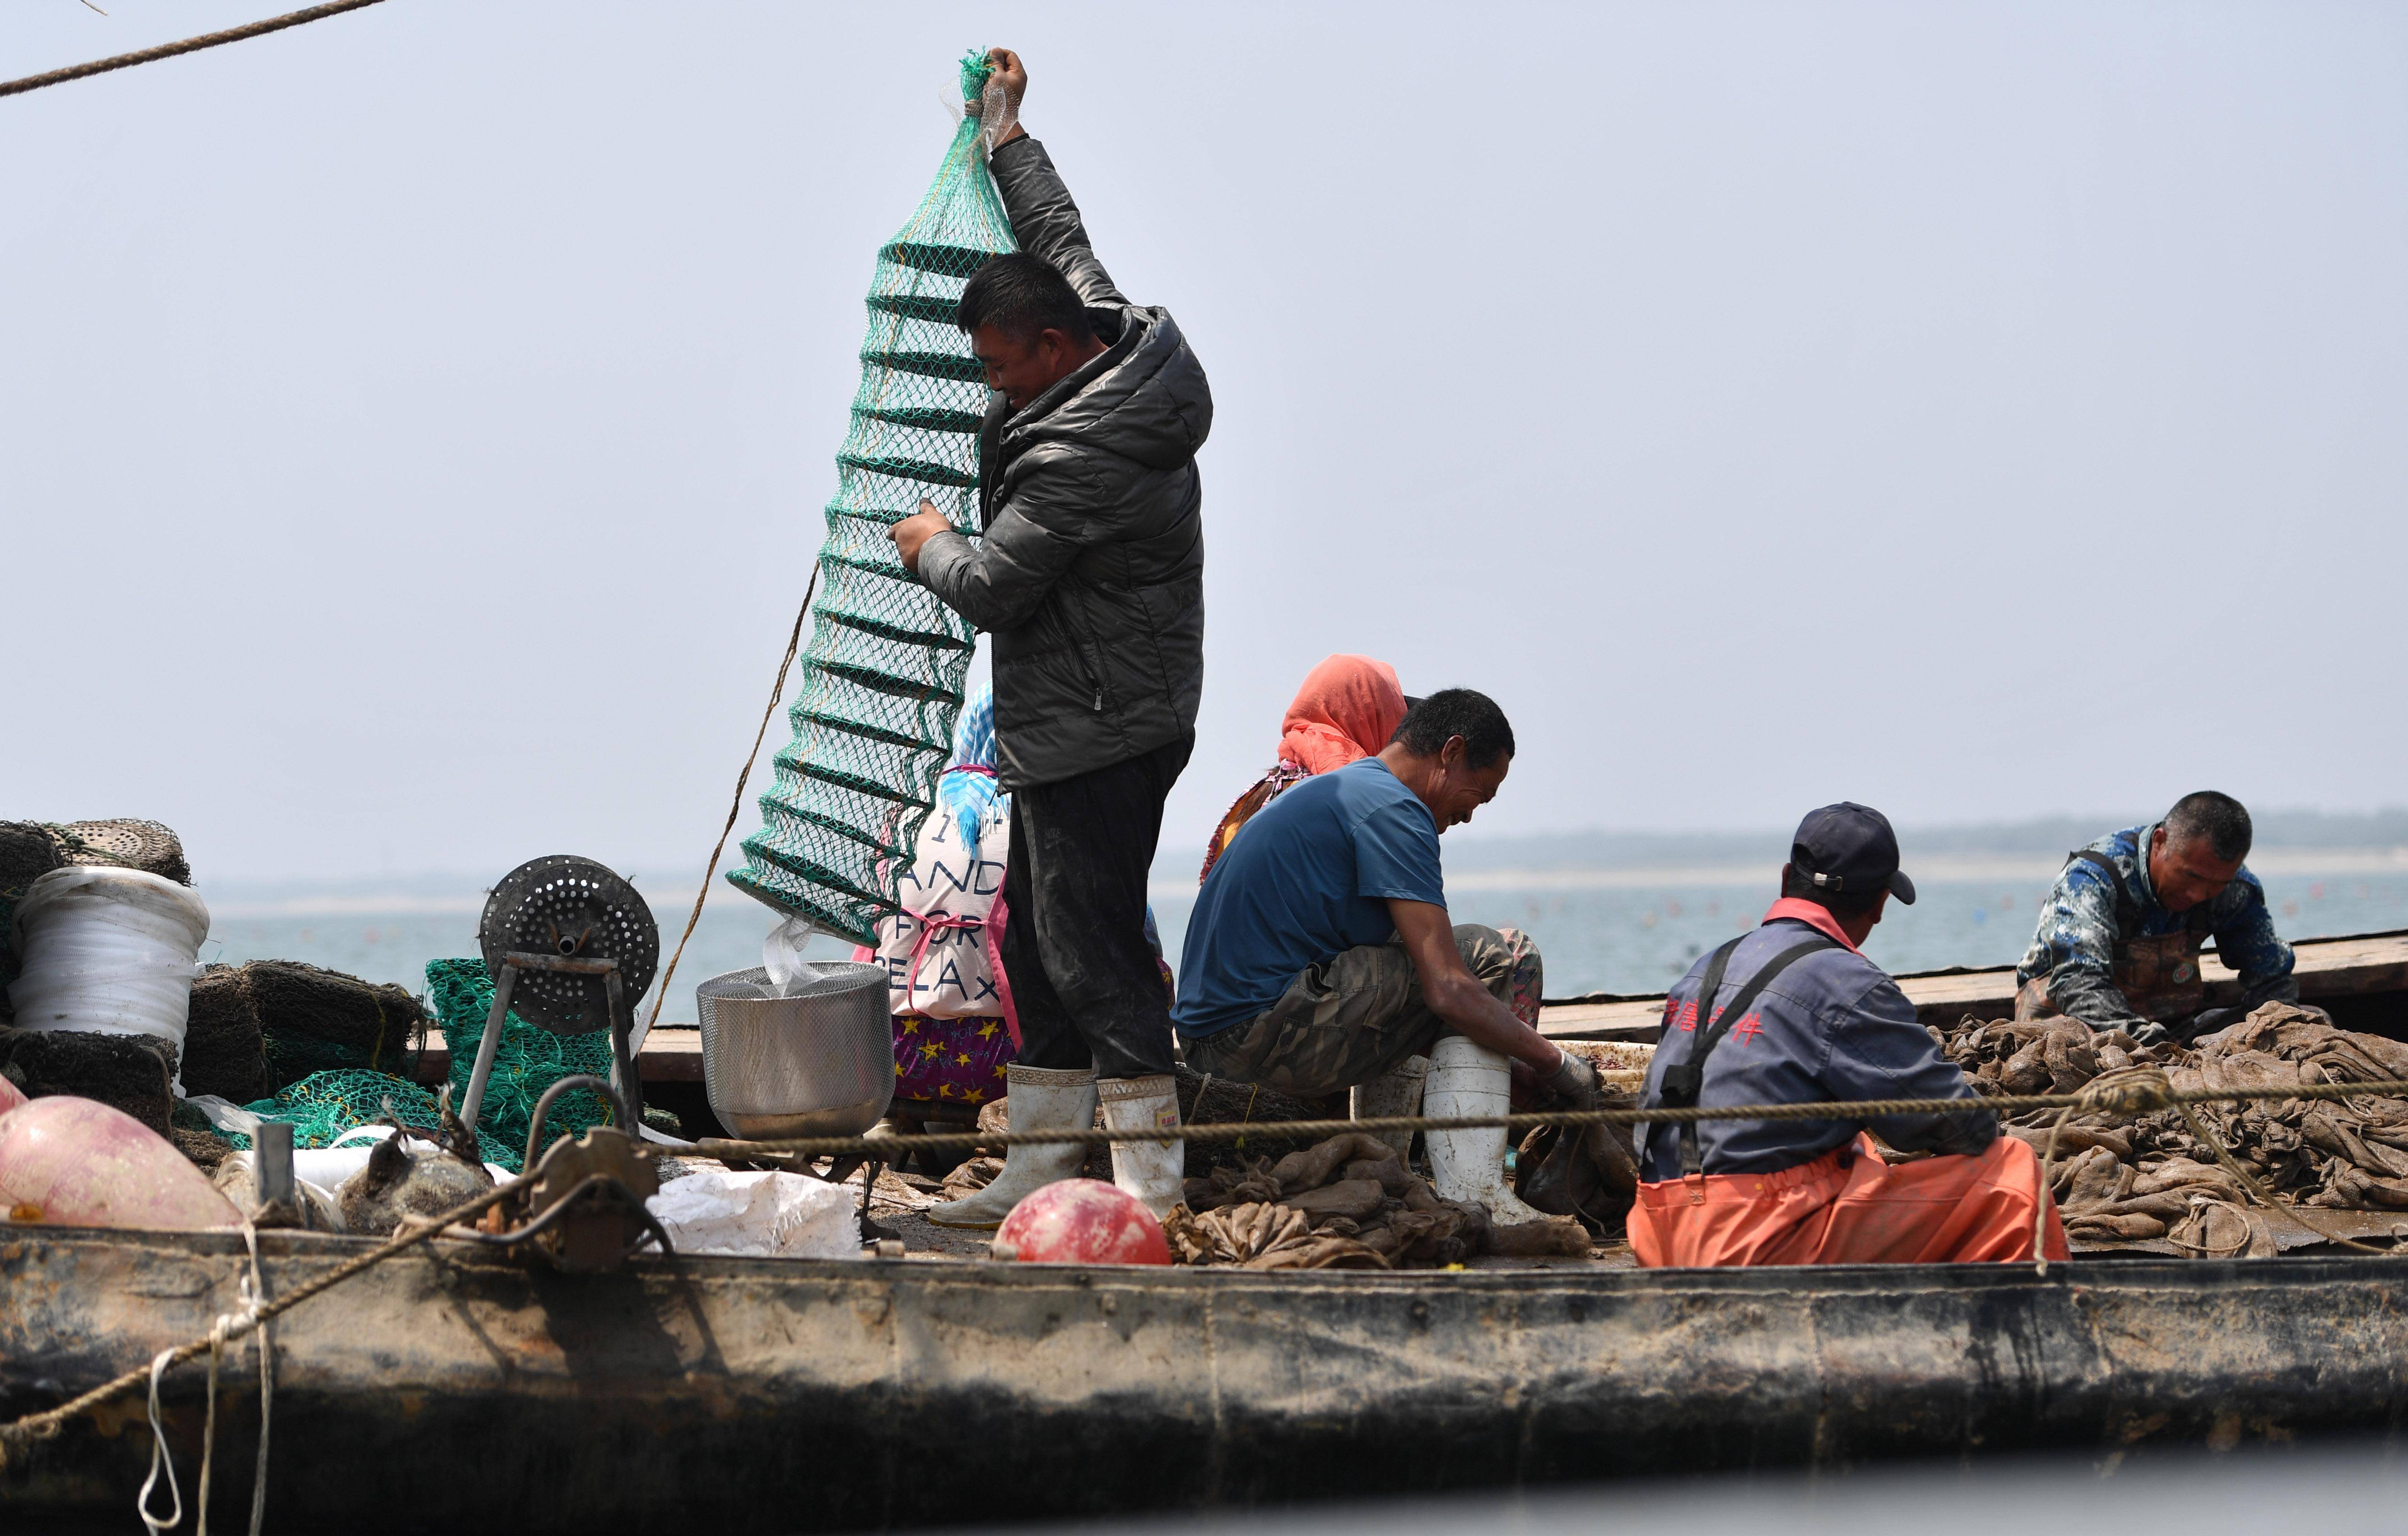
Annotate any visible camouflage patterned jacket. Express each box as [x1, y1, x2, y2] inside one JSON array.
[[2015, 823, 2297, 1032]]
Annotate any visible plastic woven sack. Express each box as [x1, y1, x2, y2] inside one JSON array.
[[425, 957, 614, 1169], [728, 51, 1017, 945]]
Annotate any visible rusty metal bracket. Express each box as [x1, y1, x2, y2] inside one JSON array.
[[460, 1074, 671, 1273]]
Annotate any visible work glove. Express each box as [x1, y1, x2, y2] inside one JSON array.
[[1542, 1048, 1601, 1111], [2125, 1019, 2171, 1048]]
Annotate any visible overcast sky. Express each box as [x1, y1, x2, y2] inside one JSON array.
[[5, 2, 2403, 889]]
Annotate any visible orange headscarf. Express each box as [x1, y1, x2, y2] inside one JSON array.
[[1276, 654, 1408, 775]]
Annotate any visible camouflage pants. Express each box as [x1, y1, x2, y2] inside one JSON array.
[[1182, 925, 1543, 1101]]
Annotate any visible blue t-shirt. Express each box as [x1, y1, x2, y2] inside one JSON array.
[[1173, 758, 1447, 1038]]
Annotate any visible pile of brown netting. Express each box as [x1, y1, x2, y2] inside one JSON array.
[[1938, 1001, 2408, 1255], [1166, 1132, 1591, 1270]]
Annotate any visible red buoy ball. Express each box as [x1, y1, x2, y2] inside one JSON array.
[[994, 1178, 1169, 1265]]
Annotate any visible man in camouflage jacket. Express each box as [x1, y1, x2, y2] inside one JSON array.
[[2015, 792, 2301, 1045]]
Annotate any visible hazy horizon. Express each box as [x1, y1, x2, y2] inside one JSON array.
[[170, 804, 2408, 909], [8, 3, 2403, 889]]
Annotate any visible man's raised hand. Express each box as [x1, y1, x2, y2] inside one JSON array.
[[981, 48, 1028, 150]]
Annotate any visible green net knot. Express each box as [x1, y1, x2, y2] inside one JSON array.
[[958, 48, 994, 101]]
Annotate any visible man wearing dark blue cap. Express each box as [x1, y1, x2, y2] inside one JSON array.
[[1629, 803, 2067, 1266]]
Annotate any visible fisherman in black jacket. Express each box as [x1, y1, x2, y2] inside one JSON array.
[[894, 48, 1210, 1226]]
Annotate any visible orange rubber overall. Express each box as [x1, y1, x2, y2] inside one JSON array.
[[1628, 1132, 2068, 1267]]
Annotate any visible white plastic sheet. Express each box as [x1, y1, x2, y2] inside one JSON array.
[[646, 1167, 859, 1259], [761, 914, 825, 997]]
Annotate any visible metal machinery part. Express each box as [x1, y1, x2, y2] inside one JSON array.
[[474, 1069, 674, 1271], [479, 855, 659, 1033], [460, 855, 659, 1145], [521, 1126, 668, 1272], [466, 1074, 672, 1272]]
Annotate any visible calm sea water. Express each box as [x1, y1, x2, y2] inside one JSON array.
[[198, 869, 2408, 1021]]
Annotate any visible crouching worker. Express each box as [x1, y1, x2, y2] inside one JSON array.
[[2016, 792, 2304, 1047], [1172, 690, 1599, 1226], [1631, 804, 2067, 1266]]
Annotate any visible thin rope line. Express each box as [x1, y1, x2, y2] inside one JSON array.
[[136, 1349, 180, 1535], [0, 0, 390, 100], [643, 560, 821, 1036]]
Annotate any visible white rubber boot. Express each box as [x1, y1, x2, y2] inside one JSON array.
[[925, 1065, 1097, 1229], [1098, 1074, 1186, 1219], [1351, 1055, 1431, 1162], [1423, 1034, 1551, 1226]]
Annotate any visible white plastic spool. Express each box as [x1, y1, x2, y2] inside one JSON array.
[[7, 866, 210, 1094]]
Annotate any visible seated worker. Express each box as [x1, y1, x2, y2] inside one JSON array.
[[855, 688, 1017, 1170], [2016, 791, 2303, 1046], [1173, 689, 1598, 1225], [1198, 654, 1409, 883], [1630, 804, 2066, 1267]]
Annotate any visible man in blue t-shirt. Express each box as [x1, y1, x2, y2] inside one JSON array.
[[1176, 690, 1597, 1225]]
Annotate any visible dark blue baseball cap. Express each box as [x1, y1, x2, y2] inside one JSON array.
[[1791, 802, 1916, 905]]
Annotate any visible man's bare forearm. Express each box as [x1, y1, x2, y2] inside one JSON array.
[[1427, 973, 1560, 1071]]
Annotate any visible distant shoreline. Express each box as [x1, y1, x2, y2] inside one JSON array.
[[202, 844, 2408, 918]]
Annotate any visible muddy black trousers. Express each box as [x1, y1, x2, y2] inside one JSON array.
[[1002, 732, 1192, 1080]]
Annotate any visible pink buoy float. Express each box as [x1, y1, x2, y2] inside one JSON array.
[[992, 1178, 1169, 1266], [0, 1096, 237, 1230]]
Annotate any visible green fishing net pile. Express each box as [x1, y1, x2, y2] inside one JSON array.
[[217, 958, 615, 1173], [210, 1069, 517, 1169], [423, 958, 615, 1168], [729, 50, 1017, 944]]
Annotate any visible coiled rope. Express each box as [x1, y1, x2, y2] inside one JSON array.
[[10, 1072, 2408, 1477], [0, 0, 390, 100]]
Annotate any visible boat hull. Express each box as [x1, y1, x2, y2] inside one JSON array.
[[3, 1228, 2404, 1531]]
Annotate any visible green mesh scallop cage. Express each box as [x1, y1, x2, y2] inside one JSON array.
[[728, 52, 1016, 944]]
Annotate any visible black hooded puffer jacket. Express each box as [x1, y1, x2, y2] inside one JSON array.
[[916, 136, 1210, 791]]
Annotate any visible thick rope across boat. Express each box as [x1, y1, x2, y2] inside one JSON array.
[[687, 1072, 2408, 1162]]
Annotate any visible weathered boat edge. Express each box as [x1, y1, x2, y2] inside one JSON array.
[[4, 1227, 2404, 1531]]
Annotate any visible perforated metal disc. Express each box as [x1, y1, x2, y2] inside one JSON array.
[[478, 855, 659, 1035]]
